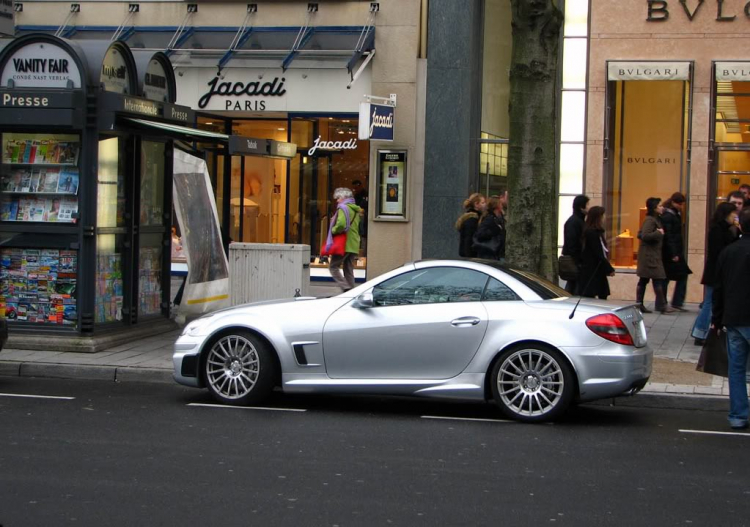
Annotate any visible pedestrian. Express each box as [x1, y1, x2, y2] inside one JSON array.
[[691, 202, 739, 345], [496, 190, 508, 263], [561, 194, 589, 295], [739, 183, 750, 208], [579, 206, 615, 300], [635, 197, 672, 314], [473, 194, 505, 261], [326, 187, 362, 292], [456, 193, 486, 257], [660, 192, 692, 311], [712, 208, 750, 430]]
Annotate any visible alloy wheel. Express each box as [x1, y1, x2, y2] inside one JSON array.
[[206, 335, 260, 400], [496, 348, 565, 417]]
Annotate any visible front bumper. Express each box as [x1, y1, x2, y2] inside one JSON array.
[[173, 334, 206, 388], [566, 343, 653, 402]]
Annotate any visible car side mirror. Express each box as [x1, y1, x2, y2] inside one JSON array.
[[352, 291, 374, 309]]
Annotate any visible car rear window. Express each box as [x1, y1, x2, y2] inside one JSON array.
[[501, 268, 568, 299]]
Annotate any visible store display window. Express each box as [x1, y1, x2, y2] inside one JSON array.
[[606, 79, 690, 269], [139, 233, 162, 317], [1, 133, 80, 224], [713, 76, 750, 206], [0, 247, 77, 325]]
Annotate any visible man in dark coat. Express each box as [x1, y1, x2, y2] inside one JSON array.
[[561, 195, 589, 294], [660, 192, 692, 311], [712, 209, 750, 430]]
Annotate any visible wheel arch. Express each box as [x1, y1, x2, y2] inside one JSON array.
[[198, 325, 283, 389], [483, 340, 581, 402]]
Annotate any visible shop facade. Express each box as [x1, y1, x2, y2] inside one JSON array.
[[0, 33, 194, 339], [14, 0, 426, 281]]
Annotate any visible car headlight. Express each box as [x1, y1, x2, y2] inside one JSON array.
[[181, 316, 212, 337]]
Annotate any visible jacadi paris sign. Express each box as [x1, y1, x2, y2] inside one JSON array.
[[358, 102, 394, 141], [176, 67, 371, 113]]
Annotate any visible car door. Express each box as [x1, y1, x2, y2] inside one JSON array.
[[322, 266, 490, 379]]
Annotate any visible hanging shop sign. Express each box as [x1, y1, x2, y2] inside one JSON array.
[[715, 61, 750, 81], [358, 102, 395, 141], [100, 45, 132, 94], [307, 135, 358, 156], [269, 140, 297, 159], [228, 136, 268, 156], [143, 59, 171, 102], [607, 61, 691, 81], [176, 67, 371, 113], [376, 150, 407, 220], [0, 41, 82, 89]]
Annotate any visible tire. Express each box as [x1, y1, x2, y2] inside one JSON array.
[[490, 344, 574, 423], [203, 330, 276, 406]]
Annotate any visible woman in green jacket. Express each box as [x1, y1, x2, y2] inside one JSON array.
[[326, 187, 362, 291]]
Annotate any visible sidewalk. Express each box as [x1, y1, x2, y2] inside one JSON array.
[[0, 286, 735, 401]]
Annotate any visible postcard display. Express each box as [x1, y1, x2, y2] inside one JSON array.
[[0, 134, 81, 325]]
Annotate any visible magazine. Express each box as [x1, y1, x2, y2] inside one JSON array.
[[19, 171, 32, 192], [28, 199, 46, 222], [29, 169, 42, 192], [44, 198, 62, 222], [57, 169, 79, 194], [16, 198, 31, 221], [40, 169, 59, 193], [57, 197, 78, 222]]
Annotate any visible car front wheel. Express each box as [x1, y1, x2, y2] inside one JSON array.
[[490, 345, 574, 423], [203, 330, 276, 405]]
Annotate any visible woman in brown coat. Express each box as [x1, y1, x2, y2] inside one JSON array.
[[636, 197, 673, 314]]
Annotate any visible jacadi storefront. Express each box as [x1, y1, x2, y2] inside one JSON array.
[[176, 65, 373, 281]]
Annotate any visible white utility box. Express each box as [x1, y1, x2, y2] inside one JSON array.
[[228, 243, 311, 305]]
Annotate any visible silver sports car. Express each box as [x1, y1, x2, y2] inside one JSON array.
[[173, 259, 652, 422]]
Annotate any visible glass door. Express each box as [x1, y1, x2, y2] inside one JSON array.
[[137, 140, 169, 319], [95, 136, 129, 325]]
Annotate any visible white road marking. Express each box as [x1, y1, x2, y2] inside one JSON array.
[[421, 415, 513, 423], [679, 429, 750, 437], [187, 403, 306, 412], [0, 393, 75, 400]]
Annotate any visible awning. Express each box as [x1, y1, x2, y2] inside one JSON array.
[[16, 25, 376, 73], [123, 117, 229, 141]]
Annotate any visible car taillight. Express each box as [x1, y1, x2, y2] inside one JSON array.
[[585, 314, 634, 346]]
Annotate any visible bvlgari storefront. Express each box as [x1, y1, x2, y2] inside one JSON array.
[[575, 0, 750, 302], [176, 66, 373, 280]]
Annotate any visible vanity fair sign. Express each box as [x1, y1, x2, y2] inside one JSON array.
[[176, 67, 371, 113], [0, 42, 82, 89]]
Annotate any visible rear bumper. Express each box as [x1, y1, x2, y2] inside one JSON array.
[[567, 344, 653, 402]]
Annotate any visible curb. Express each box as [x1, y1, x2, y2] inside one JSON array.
[[0, 361, 173, 384]]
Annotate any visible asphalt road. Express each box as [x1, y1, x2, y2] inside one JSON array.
[[0, 377, 749, 527]]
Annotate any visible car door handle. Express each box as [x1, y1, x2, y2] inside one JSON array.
[[451, 316, 481, 327]]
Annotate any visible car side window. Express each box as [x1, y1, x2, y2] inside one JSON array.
[[373, 267, 490, 306], [482, 278, 519, 301]]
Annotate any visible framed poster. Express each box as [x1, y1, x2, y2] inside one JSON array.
[[376, 150, 407, 220]]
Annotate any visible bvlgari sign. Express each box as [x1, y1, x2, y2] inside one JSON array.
[[647, 0, 750, 21], [0, 42, 82, 89], [607, 61, 691, 81], [716, 62, 750, 80], [176, 67, 371, 113]]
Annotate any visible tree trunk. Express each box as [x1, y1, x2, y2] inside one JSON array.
[[506, 0, 563, 282]]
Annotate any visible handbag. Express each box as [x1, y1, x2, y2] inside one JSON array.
[[472, 233, 501, 257], [320, 233, 347, 257], [558, 254, 579, 281], [696, 327, 728, 378]]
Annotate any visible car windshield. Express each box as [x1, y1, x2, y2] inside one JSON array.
[[472, 260, 568, 300]]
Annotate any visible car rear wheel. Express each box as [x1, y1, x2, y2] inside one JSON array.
[[490, 344, 574, 423], [203, 330, 276, 405]]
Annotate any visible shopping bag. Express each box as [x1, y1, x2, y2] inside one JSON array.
[[321, 233, 347, 256], [696, 327, 728, 378]]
